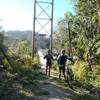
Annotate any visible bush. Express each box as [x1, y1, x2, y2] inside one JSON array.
[[52, 60, 58, 71], [72, 60, 89, 80]]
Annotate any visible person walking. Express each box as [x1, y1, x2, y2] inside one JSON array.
[[44, 50, 53, 77]]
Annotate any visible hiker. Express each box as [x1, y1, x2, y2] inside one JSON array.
[[44, 50, 53, 77], [57, 49, 74, 80]]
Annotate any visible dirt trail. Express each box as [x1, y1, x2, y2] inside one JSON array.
[[35, 50, 76, 100], [34, 80, 74, 100]]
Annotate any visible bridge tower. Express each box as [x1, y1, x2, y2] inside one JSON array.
[[32, 0, 54, 57]]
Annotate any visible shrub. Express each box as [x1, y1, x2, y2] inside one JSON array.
[[72, 60, 89, 80]]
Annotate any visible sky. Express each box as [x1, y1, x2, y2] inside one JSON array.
[[0, 0, 74, 31]]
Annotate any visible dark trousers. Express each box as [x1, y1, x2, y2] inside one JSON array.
[[59, 65, 66, 80]]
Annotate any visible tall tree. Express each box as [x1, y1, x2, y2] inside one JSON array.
[[75, 0, 100, 69]]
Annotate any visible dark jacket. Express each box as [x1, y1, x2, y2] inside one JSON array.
[[44, 54, 53, 64]]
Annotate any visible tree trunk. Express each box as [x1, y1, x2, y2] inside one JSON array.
[[87, 53, 92, 71], [0, 48, 13, 67]]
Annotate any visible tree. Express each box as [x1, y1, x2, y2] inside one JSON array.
[[0, 26, 13, 67], [54, 0, 100, 70]]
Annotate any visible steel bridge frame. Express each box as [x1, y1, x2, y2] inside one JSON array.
[[32, 0, 54, 57]]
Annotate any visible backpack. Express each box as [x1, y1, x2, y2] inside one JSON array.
[[57, 55, 67, 65]]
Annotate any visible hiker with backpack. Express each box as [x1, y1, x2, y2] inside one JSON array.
[[57, 49, 74, 80]]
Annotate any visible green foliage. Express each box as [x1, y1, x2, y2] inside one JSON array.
[[72, 60, 89, 80], [52, 60, 58, 71], [54, 0, 100, 78], [0, 55, 48, 100], [0, 31, 5, 53], [71, 94, 99, 100], [0, 32, 4, 47], [97, 65, 100, 71], [53, 0, 100, 93], [17, 40, 30, 54], [86, 71, 100, 87]]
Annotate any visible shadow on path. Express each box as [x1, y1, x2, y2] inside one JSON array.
[[33, 78, 76, 100]]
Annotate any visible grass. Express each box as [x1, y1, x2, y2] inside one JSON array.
[[0, 54, 49, 100], [71, 94, 99, 100], [53, 74, 100, 100]]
